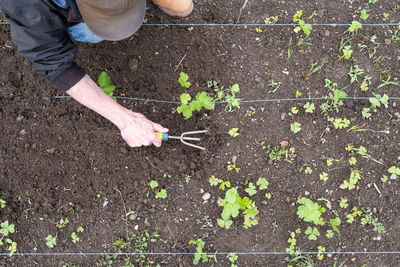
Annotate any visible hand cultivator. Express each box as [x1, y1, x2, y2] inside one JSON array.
[[156, 130, 207, 150]]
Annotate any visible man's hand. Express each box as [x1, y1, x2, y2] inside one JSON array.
[[66, 75, 168, 148], [119, 111, 168, 148]]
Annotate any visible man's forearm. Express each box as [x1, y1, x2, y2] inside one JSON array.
[[66, 75, 167, 147], [66, 74, 129, 129]]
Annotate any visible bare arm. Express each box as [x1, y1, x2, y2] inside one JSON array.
[[66, 75, 168, 147]]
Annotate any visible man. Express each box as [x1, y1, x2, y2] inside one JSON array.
[[0, 0, 194, 148]]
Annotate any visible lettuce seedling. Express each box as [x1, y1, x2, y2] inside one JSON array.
[[293, 10, 313, 36], [345, 21, 362, 34], [177, 92, 215, 119], [297, 198, 325, 225], [45, 235, 56, 248], [178, 72, 191, 88], [0, 199, 5, 209], [98, 71, 116, 101]]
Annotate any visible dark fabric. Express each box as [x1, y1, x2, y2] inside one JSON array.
[[0, 0, 86, 91]]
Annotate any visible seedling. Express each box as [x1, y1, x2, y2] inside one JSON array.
[[317, 246, 326, 260], [255, 27, 263, 33], [339, 45, 353, 60], [0, 221, 17, 252], [256, 142, 296, 163], [345, 20, 362, 34], [227, 163, 240, 173], [264, 16, 278, 25], [71, 232, 79, 243], [209, 175, 231, 190], [149, 180, 159, 189], [45, 235, 56, 248], [56, 218, 69, 229], [361, 209, 386, 234], [346, 207, 363, 223], [188, 239, 217, 265], [343, 169, 362, 190], [302, 56, 327, 80], [349, 157, 357, 165], [211, 82, 241, 111], [177, 92, 215, 119], [245, 183, 257, 196], [228, 128, 240, 137], [377, 75, 399, 89], [320, 79, 348, 114], [328, 117, 351, 129], [178, 72, 191, 88], [330, 217, 341, 235], [304, 102, 315, 113], [290, 122, 302, 134], [305, 226, 320, 240], [267, 80, 281, 93], [155, 189, 167, 199], [293, 10, 313, 36], [326, 229, 334, 238], [227, 253, 238, 267], [98, 71, 116, 101], [217, 188, 259, 229], [388, 166, 400, 179], [388, 25, 400, 43], [297, 197, 325, 225], [359, 9, 370, 20], [319, 172, 328, 182], [348, 65, 364, 83], [0, 199, 5, 208], [345, 145, 383, 165], [256, 178, 269, 190]]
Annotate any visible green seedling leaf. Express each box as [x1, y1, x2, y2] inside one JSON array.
[[0, 221, 15, 236], [155, 189, 167, 199], [362, 107, 372, 119], [297, 198, 324, 225], [290, 122, 302, 134], [77, 226, 84, 233], [305, 226, 320, 240], [245, 182, 257, 196], [330, 217, 341, 235], [229, 128, 240, 137], [0, 199, 5, 209], [346, 20, 362, 34], [149, 180, 159, 189], [193, 92, 215, 111], [98, 71, 111, 88], [45, 235, 56, 248], [176, 104, 193, 119], [319, 172, 328, 182], [360, 9, 369, 20], [304, 102, 315, 113], [340, 198, 348, 209], [209, 175, 220, 186], [71, 232, 79, 243], [256, 178, 269, 190], [180, 93, 191, 104], [326, 229, 334, 238], [178, 72, 191, 88]]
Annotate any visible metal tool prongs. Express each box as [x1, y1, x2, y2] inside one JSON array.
[[156, 130, 208, 150]]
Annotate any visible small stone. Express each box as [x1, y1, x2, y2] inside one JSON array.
[[339, 183, 346, 190], [128, 58, 139, 72], [281, 113, 287, 120], [232, 155, 237, 163], [19, 129, 26, 135], [149, 208, 156, 213], [280, 141, 289, 147], [305, 191, 310, 196], [129, 214, 137, 221], [261, 200, 268, 205], [351, 257, 356, 262], [202, 193, 211, 201], [384, 38, 391, 45], [255, 76, 262, 83], [16, 115, 24, 121], [32, 143, 37, 149], [200, 188, 205, 194], [324, 30, 330, 37], [46, 148, 56, 154]]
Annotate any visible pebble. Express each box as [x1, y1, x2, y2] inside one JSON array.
[[261, 200, 268, 205], [46, 148, 56, 154], [305, 191, 310, 196], [202, 193, 211, 201], [255, 76, 262, 83], [384, 38, 391, 45], [200, 188, 205, 194], [128, 58, 139, 72], [324, 30, 330, 37], [281, 113, 287, 120], [149, 208, 156, 213], [232, 155, 237, 163], [16, 115, 24, 121], [339, 183, 346, 189]]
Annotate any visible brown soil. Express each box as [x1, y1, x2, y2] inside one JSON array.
[[1, 1, 400, 266]]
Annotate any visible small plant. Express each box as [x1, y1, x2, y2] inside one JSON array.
[[377, 75, 399, 89], [71, 232, 79, 243], [343, 169, 362, 190], [290, 122, 302, 134], [0, 221, 17, 253], [293, 10, 313, 36], [0, 199, 5, 209], [348, 65, 364, 83], [361, 209, 386, 234], [227, 253, 238, 267], [177, 92, 215, 119], [57, 218, 69, 229], [297, 198, 325, 225], [330, 217, 341, 235], [256, 178, 269, 190], [339, 45, 353, 60], [217, 188, 259, 229], [360, 9, 370, 20], [345, 20, 362, 34], [346, 207, 363, 223], [98, 71, 116, 101], [209, 175, 231, 190], [256, 142, 296, 163], [211, 82, 241, 111], [267, 79, 282, 93], [178, 72, 191, 88], [319, 172, 328, 182], [328, 117, 351, 129], [317, 246, 326, 260], [304, 102, 315, 113], [229, 128, 240, 137], [227, 163, 240, 173], [388, 25, 400, 43], [189, 238, 217, 265], [302, 56, 327, 80], [45, 235, 56, 248], [245, 182, 257, 196], [388, 166, 400, 179], [345, 145, 383, 165], [305, 226, 320, 240], [320, 79, 348, 114], [369, 93, 389, 107], [149, 180, 159, 189], [155, 189, 167, 199]]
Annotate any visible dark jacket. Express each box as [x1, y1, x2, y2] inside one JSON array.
[[0, 0, 86, 91]]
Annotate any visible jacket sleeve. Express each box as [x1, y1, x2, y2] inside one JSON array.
[[0, 0, 86, 91]]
